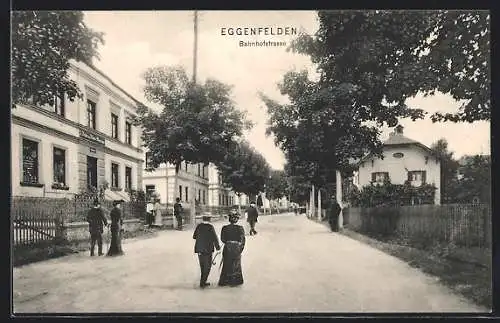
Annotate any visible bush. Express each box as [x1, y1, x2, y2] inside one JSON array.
[[348, 180, 437, 207]]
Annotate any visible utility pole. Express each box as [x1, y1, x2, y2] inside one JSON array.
[[193, 10, 198, 83], [190, 10, 199, 227]]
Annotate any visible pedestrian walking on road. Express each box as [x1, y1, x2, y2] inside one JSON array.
[[218, 209, 246, 287], [174, 197, 183, 230], [327, 197, 342, 232], [193, 215, 221, 288], [246, 201, 259, 236], [153, 198, 163, 227], [107, 199, 125, 257], [86, 198, 108, 257]]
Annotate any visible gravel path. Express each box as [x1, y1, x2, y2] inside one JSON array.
[[13, 214, 487, 313]]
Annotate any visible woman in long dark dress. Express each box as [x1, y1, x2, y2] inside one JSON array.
[[107, 199, 124, 256], [218, 209, 246, 287]]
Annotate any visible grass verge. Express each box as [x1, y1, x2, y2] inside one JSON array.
[[339, 227, 492, 310]]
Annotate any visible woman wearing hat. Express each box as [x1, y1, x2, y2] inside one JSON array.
[[107, 199, 125, 256], [218, 208, 246, 287]]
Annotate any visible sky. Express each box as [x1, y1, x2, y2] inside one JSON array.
[[83, 10, 491, 170]]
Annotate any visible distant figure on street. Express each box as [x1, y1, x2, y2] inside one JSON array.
[[193, 215, 221, 288], [107, 199, 124, 256], [146, 198, 154, 227], [246, 201, 259, 236], [174, 197, 183, 230], [154, 198, 162, 227], [86, 198, 108, 256], [327, 197, 342, 232], [218, 209, 246, 287]]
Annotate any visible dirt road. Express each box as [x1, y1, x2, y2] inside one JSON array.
[[13, 214, 487, 313]]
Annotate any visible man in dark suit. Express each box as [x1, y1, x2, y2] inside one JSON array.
[[174, 197, 183, 230], [193, 215, 221, 288], [328, 197, 342, 232], [246, 201, 259, 235], [86, 198, 108, 256]]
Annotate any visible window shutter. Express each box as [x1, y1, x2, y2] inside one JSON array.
[[407, 171, 412, 181], [384, 172, 389, 181], [422, 171, 426, 184], [372, 173, 376, 182]]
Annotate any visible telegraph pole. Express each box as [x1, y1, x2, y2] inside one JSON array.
[[190, 10, 199, 227], [193, 10, 198, 83]]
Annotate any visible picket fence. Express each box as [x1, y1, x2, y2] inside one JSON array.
[[11, 196, 145, 247], [343, 203, 491, 249]]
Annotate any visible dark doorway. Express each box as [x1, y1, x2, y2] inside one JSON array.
[[87, 156, 98, 189]]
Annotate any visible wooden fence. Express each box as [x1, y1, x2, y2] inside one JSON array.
[[11, 196, 146, 247], [343, 203, 492, 249], [11, 197, 66, 246]]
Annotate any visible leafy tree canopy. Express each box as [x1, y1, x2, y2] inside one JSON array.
[[217, 141, 270, 197], [291, 10, 490, 123], [430, 138, 460, 203], [265, 170, 289, 201], [11, 11, 104, 108], [261, 69, 384, 186], [136, 65, 250, 170]]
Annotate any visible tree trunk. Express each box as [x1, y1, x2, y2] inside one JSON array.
[[336, 170, 343, 229], [237, 193, 242, 215], [173, 162, 180, 229], [317, 188, 322, 221]]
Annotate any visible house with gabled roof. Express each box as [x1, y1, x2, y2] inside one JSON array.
[[352, 125, 442, 205]]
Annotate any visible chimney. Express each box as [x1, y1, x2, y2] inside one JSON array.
[[395, 125, 404, 135]]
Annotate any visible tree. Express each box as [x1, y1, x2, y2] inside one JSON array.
[[430, 138, 460, 203], [11, 11, 104, 108], [454, 155, 491, 204], [261, 69, 385, 194], [135, 66, 250, 203], [291, 10, 490, 123], [217, 141, 270, 211], [265, 170, 289, 201]]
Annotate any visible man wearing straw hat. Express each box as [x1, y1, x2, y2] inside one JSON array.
[[193, 214, 221, 288], [86, 198, 108, 257]]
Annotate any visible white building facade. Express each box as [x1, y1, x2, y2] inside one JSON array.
[[143, 159, 210, 206], [355, 126, 441, 205], [11, 60, 144, 201]]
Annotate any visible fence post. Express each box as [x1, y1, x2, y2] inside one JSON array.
[[483, 205, 491, 247], [54, 200, 68, 245]]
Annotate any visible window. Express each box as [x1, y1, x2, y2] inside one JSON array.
[[202, 190, 206, 204], [22, 139, 39, 184], [145, 152, 152, 169], [53, 92, 65, 117], [185, 162, 188, 172], [371, 172, 389, 184], [179, 185, 183, 200], [185, 187, 189, 202], [111, 163, 119, 188], [218, 194, 221, 206], [146, 185, 155, 196], [198, 189, 201, 202], [111, 113, 119, 139], [53, 147, 66, 185], [202, 165, 205, 178], [125, 121, 132, 144], [408, 171, 426, 185], [198, 164, 201, 176], [125, 167, 132, 190], [87, 100, 96, 129]]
